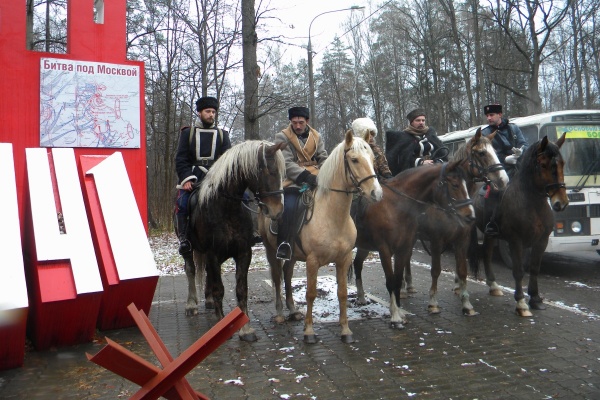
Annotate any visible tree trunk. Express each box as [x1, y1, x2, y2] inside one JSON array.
[[242, 0, 260, 140]]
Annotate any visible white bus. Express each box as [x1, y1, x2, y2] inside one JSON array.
[[440, 110, 600, 264]]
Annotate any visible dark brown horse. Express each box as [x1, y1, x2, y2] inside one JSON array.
[[468, 134, 568, 316], [352, 161, 475, 328], [405, 129, 510, 315], [183, 140, 286, 341]]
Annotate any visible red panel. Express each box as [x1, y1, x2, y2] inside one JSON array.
[[0, 0, 148, 358]]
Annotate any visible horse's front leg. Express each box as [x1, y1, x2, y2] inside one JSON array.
[[183, 252, 199, 316], [454, 237, 477, 316], [235, 250, 257, 342], [428, 240, 442, 314], [389, 249, 409, 329], [527, 239, 548, 311], [267, 242, 285, 323], [336, 252, 354, 343], [402, 261, 416, 298], [509, 241, 532, 317], [303, 257, 320, 344], [483, 237, 503, 296], [283, 259, 303, 321], [353, 248, 370, 305], [205, 253, 225, 320]]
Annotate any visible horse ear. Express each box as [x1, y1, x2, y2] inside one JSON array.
[[345, 129, 354, 147], [555, 131, 567, 148], [540, 136, 549, 152], [474, 128, 482, 140], [486, 129, 497, 141]]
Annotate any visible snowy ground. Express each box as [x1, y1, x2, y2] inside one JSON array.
[[148, 231, 392, 322]]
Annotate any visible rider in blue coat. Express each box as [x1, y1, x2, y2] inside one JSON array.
[[481, 104, 529, 235]]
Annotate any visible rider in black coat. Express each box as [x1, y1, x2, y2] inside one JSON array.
[[386, 109, 447, 175]]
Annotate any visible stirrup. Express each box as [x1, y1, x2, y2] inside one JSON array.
[[178, 239, 192, 255], [276, 242, 292, 260], [484, 221, 499, 236]]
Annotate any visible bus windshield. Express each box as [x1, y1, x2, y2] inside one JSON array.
[[543, 124, 600, 188]]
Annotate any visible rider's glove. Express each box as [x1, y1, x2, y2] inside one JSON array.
[[304, 173, 317, 187], [505, 155, 518, 165], [512, 146, 524, 157]]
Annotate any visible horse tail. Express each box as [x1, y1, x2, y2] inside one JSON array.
[[467, 225, 481, 278]]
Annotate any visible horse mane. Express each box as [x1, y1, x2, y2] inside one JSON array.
[[317, 136, 373, 194], [198, 140, 284, 205], [451, 134, 493, 162]]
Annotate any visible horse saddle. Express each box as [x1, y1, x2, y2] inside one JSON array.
[[269, 189, 312, 252]]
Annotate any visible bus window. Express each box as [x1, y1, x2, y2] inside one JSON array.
[[520, 125, 539, 144]]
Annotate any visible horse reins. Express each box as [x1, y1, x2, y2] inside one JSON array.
[[468, 141, 504, 186], [380, 163, 473, 216], [535, 150, 566, 197], [329, 148, 377, 196]]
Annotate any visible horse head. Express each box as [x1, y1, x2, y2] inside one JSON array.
[[342, 130, 383, 202], [434, 160, 476, 224], [529, 133, 569, 212], [464, 128, 509, 190], [254, 141, 286, 220]]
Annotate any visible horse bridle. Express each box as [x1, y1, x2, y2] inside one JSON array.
[[329, 148, 377, 196], [468, 141, 505, 186], [535, 150, 566, 197]]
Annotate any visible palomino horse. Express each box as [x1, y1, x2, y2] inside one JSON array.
[[183, 140, 286, 341], [468, 134, 568, 316], [406, 129, 509, 315], [258, 130, 383, 343], [352, 161, 475, 328]]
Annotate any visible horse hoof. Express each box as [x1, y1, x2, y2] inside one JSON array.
[[274, 315, 285, 324], [205, 301, 215, 310], [185, 308, 198, 316], [463, 309, 479, 316], [407, 287, 417, 294], [289, 312, 304, 321], [341, 334, 355, 344], [390, 321, 405, 330], [516, 308, 533, 317], [304, 334, 318, 344], [399, 292, 408, 299], [529, 301, 546, 310], [428, 306, 441, 314], [239, 332, 258, 342], [489, 289, 504, 297]]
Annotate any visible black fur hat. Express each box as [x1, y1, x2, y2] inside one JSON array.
[[196, 96, 219, 112], [484, 104, 502, 114], [288, 106, 310, 120], [406, 109, 426, 123]]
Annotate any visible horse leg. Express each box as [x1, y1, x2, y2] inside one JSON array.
[[509, 241, 532, 317], [283, 259, 303, 321], [183, 252, 199, 316], [336, 253, 355, 343], [403, 263, 417, 296], [205, 254, 225, 320], [527, 240, 548, 311], [235, 251, 258, 342], [428, 240, 442, 314], [483, 237, 503, 296], [388, 250, 409, 329], [303, 258, 319, 344], [197, 252, 214, 309], [267, 243, 286, 324], [455, 238, 477, 316], [353, 248, 369, 305]]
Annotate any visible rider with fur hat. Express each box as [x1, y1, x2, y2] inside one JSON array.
[[385, 108, 447, 175], [174, 96, 231, 254], [351, 117, 392, 179], [273, 106, 328, 260]]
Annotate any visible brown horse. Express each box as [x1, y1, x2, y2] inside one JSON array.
[[183, 140, 286, 341], [407, 129, 509, 315], [352, 161, 475, 328], [468, 134, 569, 316], [258, 130, 383, 343]]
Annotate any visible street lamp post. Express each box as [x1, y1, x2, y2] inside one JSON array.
[[307, 6, 364, 126]]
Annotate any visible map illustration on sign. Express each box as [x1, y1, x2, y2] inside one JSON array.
[[40, 58, 141, 148]]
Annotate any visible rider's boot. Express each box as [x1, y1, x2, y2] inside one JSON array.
[[276, 216, 292, 260], [176, 213, 192, 255], [484, 191, 500, 236], [276, 241, 292, 260]]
